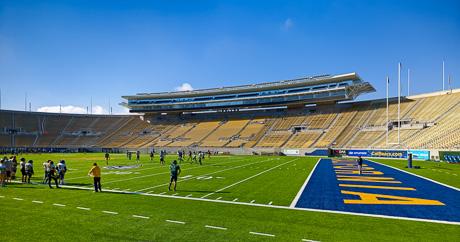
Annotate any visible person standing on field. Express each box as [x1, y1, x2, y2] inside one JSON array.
[[357, 155, 363, 175], [150, 151, 154, 162], [105, 152, 110, 165], [168, 160, 181, 191], [88, 163, 102, 193], [47, 161, 60, 189], [136, 151, 140, 163]]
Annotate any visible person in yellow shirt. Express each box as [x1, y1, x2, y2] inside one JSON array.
[[88, 163, 102, 193]]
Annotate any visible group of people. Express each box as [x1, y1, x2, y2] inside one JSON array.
[[0, 156, 67, 189], [41, 159, 67, 189]]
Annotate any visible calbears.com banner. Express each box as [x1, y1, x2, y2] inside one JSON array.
[[348, 150, 407, 158]]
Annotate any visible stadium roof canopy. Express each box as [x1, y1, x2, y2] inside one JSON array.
[[122, 73, 375, 113]]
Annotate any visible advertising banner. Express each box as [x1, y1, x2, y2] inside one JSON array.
[[411, 151, 430, 160], [348, 150, 368, 157], [284, 149, 300, 155], [369, 150, 407, 158]]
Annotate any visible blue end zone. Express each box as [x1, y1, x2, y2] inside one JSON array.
[[294, 159, 460, 223]]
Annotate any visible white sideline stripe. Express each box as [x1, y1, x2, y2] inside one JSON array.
[[101, 157, 255, 186], [250, 231, 275, 237], [103, 211, 118, 214], [133, 215, 150, 219], [205, 225, 227, 230], [77, 207, 90, 210], [367, 159, 460, 192], [166, 220, 185, 224], [135, 158, 271, 192], [53, 203, 66, 207], [290, 158, 321, 208], [13, 198, 24, 201], [302, 239, 321, 242], [201, 159, 296, 199], [32, 201, 43, 203]]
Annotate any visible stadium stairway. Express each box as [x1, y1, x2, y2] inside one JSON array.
[[247, 118, 278, 148], [342, 103, 381, 148]]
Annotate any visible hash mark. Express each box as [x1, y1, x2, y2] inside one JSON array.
[[250, 231, 275, 237], [166, 220, 185, 224], [205, 225, 227, 230]]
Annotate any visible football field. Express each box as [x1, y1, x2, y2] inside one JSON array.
[[1, 153, 459, 241]]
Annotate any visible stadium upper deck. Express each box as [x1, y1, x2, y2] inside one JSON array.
[[122, 73, 375, 113]]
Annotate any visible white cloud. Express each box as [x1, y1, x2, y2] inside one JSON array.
[[174, 83, 194, 92], [284, 18, 293, 30], [37, 105, 108, 114]]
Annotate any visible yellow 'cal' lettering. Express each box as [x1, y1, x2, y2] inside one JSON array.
[[342, 191, 444, 205]]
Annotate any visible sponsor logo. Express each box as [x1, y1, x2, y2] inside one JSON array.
[[348, 150, 368, 156]]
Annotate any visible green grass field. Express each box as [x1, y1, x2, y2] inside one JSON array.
[[1, 153, 459, 241]]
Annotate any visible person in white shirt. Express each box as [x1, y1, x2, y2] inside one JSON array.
[[57, 160, 67, 185], [20, 158, 27, 183], [25, 160, 34, 184], [43, 160, 50, 184]]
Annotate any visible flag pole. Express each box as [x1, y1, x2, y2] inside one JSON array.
[[398, 63, 401, 144], [408, 68, 410, 96], [443, 60, 445, 91], [386, 76, 389, 145]]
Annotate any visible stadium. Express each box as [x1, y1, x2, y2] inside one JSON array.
[[1, 72, 460, 241], [2, 1, 460, 241]]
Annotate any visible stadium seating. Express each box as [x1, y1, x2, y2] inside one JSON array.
[[283, 132, 322, 148], [14, 135, 37, 147], [1, 90, 459, 150], [313, 105, 358, 148]]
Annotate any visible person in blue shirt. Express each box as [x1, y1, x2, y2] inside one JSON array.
[[168, 160, 181, 191]]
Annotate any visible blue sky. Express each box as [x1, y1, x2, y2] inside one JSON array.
[[1, 0, 459, 114]]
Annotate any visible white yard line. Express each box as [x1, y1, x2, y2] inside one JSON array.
[[133, 215, 150, 219], [250, 200, 255, 203], [135, 158, 270, 192], [201, 159, 296, 199], [186, 194, 193, 197], [290, 158, 321, 208], [32, 201, 43, 203], [0, 196, 4, 198], [302, 239, 321, 242], [205, 225, 227, 230], [77, 207, 90, 210], [216, 197, 222, 200], [13, 198, 24, 201], [53, 203, 66, 207], [166, 220, 185, 224], [367, 159, 460, 192], [250, 231, 275, 237], [268, 201, 273, 205], [232, 198, 238, 202]]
